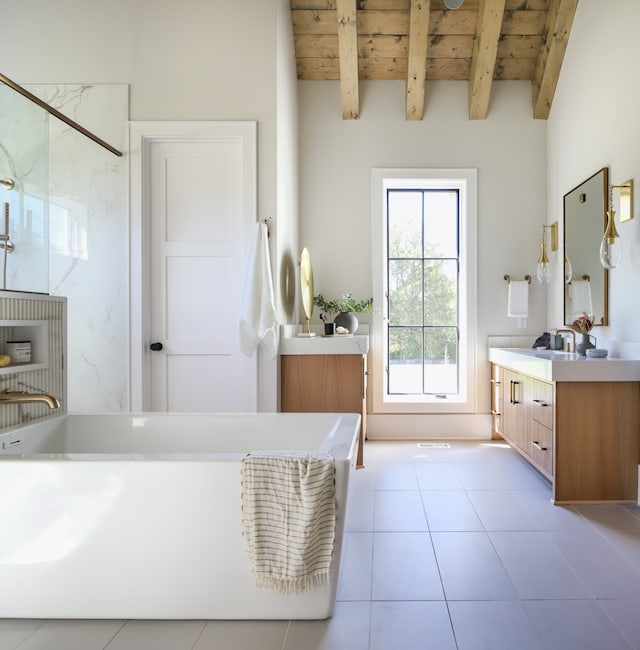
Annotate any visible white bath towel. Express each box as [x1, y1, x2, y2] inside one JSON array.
[[241, 451, 336, 595], [567, 280, 593, 322], [239, 222, 278, 359], [507, 280, 529, 328]]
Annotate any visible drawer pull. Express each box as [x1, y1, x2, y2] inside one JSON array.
[[510, 380, 520, 404], [531, 440, 548, 452], [532, 399, 549, 407]]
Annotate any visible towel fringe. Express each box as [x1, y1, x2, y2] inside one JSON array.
[[254, 569, 331, 596]]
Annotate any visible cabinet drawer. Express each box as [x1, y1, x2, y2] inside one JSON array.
[[531, 379, 554, 429], [529, 420, 553, 478]]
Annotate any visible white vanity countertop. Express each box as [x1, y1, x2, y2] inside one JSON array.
[[489, 347, 640, 382], [280, 334, 369, 356]]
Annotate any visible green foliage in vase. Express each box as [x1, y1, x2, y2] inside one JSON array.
[[313, 293, 373, 316]]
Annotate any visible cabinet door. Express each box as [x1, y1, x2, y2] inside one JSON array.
[[490, 364, 503, 438], [502, 369, 528, 451], [281, 354, 364, 414]]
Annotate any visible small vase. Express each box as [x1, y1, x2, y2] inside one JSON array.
[[576, 332, 596, 356], [334, 312, 358, 334]]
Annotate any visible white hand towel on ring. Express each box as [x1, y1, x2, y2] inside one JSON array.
[[507, 280, 529, 329]]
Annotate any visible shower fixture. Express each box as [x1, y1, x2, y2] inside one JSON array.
[[0, 202, 14, 290]]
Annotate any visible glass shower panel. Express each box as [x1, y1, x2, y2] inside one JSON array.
[[0, 83, 49, 294]]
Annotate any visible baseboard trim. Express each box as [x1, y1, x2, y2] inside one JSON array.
[[366, 413, 492, 440]]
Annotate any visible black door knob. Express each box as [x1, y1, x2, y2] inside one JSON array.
[[150, 342, 163, 351]]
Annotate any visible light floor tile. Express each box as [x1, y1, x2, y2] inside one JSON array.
[[284, 601, 370, 650], [0, 620, 45, 649], [597, 525, 640, 571], [372, 532, 443, 601], [546, 528, 640, 598], [573, 504, 640, 532], [193, 620, 288, 650], [432, 532, 518, 601], [370, 601, 456, 650], [373, 490, 427, 532], [421, 490, 484, 531], [346, 489, 375, 531], [414, 463, 463, 490], [107, 620, 206, 650], [453, 460, 550, 491], [599, 599, 640, 649], [524, 599, 633, 650], [490, 531, 590, 599], [448, 600, 544, 650], [512, 489, 593, 532], [18, 620, 125, 650], [337, 532, 373, 601], [351, 464, 377, 490], [467, 490, 539, 531], [373, 463, 418, 490]]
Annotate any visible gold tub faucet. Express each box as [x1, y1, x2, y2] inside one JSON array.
[[0, 390, 61, 409]]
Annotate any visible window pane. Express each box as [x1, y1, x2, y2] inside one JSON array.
[[424, 260, 457, 326], [424, 191, 458, 258], [388, 191, 422, 259], [389, 260, 422, 325], [424, 328, 458, 394], [388, 327, 422, 394]]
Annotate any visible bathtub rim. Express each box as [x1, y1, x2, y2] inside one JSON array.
[[0, 411, 361, 463]]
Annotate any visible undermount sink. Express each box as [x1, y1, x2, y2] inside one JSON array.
[[532, 349, 579, 360], [488, 347, 640, 382]]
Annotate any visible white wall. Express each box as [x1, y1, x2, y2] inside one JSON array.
[[299, 79, 548, 432], [1, 0, 294, 412], [547, 0, 640, 352]]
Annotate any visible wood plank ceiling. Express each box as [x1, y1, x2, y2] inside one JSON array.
[[291, 0, 578, 120]]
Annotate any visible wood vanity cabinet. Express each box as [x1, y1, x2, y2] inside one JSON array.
[[281, 354, 367, 468], [491, 362, 639, 503]]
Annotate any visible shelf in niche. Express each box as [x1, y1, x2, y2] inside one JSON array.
[[0, 320, 49, 375]]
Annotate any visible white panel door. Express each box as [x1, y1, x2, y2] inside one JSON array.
[[146, 132, 256, 412]]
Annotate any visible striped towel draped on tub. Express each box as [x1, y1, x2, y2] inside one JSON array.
[[241, 451, 336, 595]]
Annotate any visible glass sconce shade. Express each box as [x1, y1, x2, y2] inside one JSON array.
[[537, 239, 550, 283], [599, 209, 622, 269]]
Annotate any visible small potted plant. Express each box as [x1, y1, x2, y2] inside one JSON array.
[[313, 293, 373, 334]]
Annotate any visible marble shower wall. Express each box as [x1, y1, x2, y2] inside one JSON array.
[[29, 84, 129, 412]]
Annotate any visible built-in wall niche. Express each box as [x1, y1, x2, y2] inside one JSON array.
[[0, 320, 49, 374]]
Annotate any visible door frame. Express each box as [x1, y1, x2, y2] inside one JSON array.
[[129, 121, 257, 411]]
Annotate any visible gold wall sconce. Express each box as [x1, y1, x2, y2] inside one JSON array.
[[600, 180, 633, 269], [536, 221, 558, 283]]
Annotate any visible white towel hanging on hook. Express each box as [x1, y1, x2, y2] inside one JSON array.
[[239, 222, 278, 358]]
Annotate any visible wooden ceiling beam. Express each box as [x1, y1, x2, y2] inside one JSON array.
[[532, 0, 577, 119], [336, 0, 360, 119], [406, 0, 430, 120], [468, 0, 507, 120]]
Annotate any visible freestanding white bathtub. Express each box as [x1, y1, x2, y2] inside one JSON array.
[[0, 412, 360, 620]]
